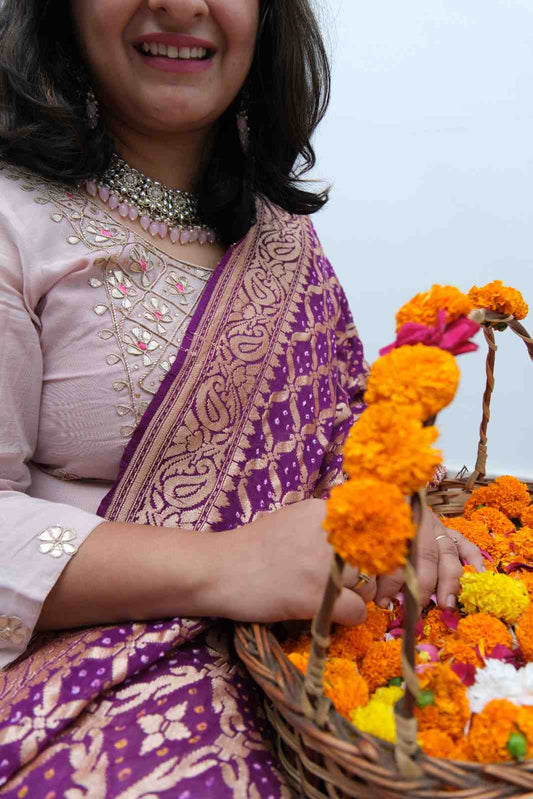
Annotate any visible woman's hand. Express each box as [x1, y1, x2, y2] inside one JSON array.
[[374, 505, 485, 610], [212, 499, 375, 627]]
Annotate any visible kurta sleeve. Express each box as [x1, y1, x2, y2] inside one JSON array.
[[0, 216, 104, 670]]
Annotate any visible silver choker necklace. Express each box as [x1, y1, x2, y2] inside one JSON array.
[[85, 154, 216, 246]]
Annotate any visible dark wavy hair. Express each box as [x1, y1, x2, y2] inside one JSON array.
[[0, 0, 330, 246]]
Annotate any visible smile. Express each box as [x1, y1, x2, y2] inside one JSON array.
[[137, 42, 209, 60]]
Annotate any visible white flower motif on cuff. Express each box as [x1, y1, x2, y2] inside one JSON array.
[[38, 526, 78, 558], [0, 615, 31, 647]]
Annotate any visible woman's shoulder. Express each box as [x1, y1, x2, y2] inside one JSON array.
[[0, 161, 69, 214]]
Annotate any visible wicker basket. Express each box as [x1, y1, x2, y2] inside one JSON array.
[[235, 309, 533, 798]]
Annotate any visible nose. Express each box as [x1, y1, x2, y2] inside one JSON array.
[[147, 0, 210, 21]]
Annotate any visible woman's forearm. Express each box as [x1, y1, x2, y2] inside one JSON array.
[[36, 520, 224, 631]]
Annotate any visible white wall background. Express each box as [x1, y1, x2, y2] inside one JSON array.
[[312, 0, 533, 479]]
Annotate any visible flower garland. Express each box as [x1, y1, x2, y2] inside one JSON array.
[[285, 280, 533, 763]]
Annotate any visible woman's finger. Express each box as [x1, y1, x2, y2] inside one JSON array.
[[342, 566, 377, 603], [332, 588, 368, 626], [434, 534, 463, 609], [416, 538, 440, 609], [374, 569, 405, 609], [448, 529, 485, 572]]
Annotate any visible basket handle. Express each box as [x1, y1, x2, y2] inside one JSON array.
[[465, 311, 533, 490]]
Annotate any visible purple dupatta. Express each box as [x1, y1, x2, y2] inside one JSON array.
[[0, 202, 366, 798]]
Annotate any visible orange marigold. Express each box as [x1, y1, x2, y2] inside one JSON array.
[[511, 527, 533, 563], [329, 624, 374, 663], [287, 652, 309, 674], [468, 699, 519, 763], [422, 607, 456, 647], [517, 707, 533, 756], [418, 729, 459, 759], [464, 476, 530, 520], [364, 344, 460, 420], [360, 639, 402, 694], [323, 658, 370, 718], [515, 605, 533, 662], [343, 402, 442, 494], [521, 506, 533, 528], [415, 664, 470, 741], [468, 280, 528, 321], [470, 507, 515, 536], [364, 602, 392, 640], [396, 285, 473, 331], [440, 638, 483, 669], [513, 572, 533, 601], [456, 613, 513, 653], [324, 478, 415, 576]]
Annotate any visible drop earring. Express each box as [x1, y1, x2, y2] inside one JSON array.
[[86, 88, 99, 130]]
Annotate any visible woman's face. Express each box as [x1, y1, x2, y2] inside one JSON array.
[[70, 0, 260, 137]]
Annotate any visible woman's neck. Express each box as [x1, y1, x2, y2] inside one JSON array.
[[109, 126, 213, 192]]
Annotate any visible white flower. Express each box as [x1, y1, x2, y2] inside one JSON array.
[[124, 327, 159, 366], [38, 526, 77, 558], [467, 659, 533, 713], [137, 702, 190, 755]]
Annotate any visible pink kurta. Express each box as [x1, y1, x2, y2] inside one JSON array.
[[0, 164, 214, 668]]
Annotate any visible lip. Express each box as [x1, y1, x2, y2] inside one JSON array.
[[132, 32, 217, 52]]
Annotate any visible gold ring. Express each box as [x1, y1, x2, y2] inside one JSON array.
[[349, 572, 374, 592], [435, 534, 459, 545]]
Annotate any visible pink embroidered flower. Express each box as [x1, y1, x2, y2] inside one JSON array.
[[143, 297, 172, 333], [130, 247, 156, 288], [165, 272, 193, 302], [124, 327, 159, 365], [107, 269, 136, 310], [380, 309, 480, 356]]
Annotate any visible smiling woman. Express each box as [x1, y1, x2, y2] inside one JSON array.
[[0, 0, 476, 796]]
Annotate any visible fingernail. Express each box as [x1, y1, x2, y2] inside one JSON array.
[[378, 598, 391, 609], [446, 594, 456, 609]]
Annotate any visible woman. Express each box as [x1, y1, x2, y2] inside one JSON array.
[[0, 0, 482, 795]]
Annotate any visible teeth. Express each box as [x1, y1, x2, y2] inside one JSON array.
[[139, 42, 208, 59]]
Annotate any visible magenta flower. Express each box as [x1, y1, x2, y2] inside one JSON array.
[[380, 309, 480, 356]]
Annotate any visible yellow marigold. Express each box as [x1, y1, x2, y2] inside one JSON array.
[[287, 652, 309, 674], [324, 478, 415, 576], [323, 658, 369, 718], [521, 506, 533, 528], [418, 729, 459, 759], [343, 402, 442, 494], [464, 476, 530, 520], [371, 685, 405, 706], [468, 280, 528, 321], [513, 572, 533, 602], [351, 699, 397, 744], [468, 699, 519, 763], [470, 507, 516, 536], [512, 527, 533, 563], [515, 605, 533, 662], [415, 664, 470, 741], [329, 624, 373, 663], [364, 344, 460, 420], [360, 639, 402, 694], [396, 285, 473, 331], [458, 571, 529, 624], [440, 638, 483, 668], [456, 613, 512, 653], [422, 607, 456, 647]]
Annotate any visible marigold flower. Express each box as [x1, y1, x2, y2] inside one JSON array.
[[441, 516, 497, 558], [364, 603, 392, 640], [323, 658, 369, 718], [287, 652, 309, 674], [517, 706, 533, 755], [343, 403, 442, 494], [350, 698, 397, 744], [511, 527, 533, 563], [371, 685, 405, 706], [521, 506, 533, 528], [415, 664, 470, 740], [516, 605, 533, 662], [364, 344, 460, 421], [396, 285, 473, 330], [422, 607, 456, 647], [360, 639, 402, 694], [282, 635, 311, 657], [468, 280, 529, 321], [456, 613, 513, 653], [468, 699, 519, 763], [470, 507, 516, 536], [329, 624, 374, 663], [513, 572, 533, 601], [464, 476, 530, 520], [440, 638, 484, 669], [459, 571, 529, 624], [324, 479, 415, 576], [418, 729, 459, 759]]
